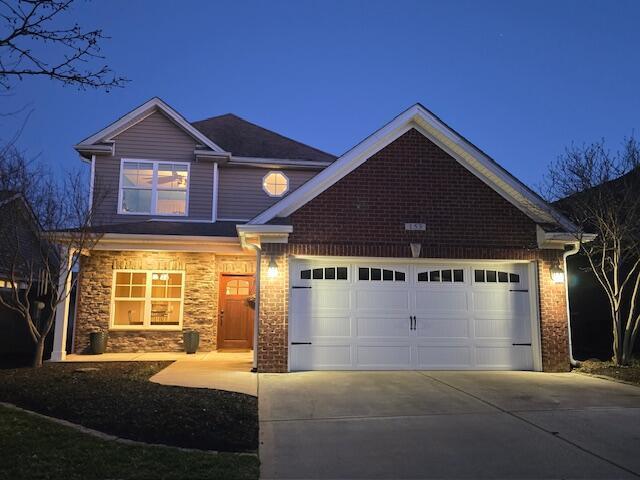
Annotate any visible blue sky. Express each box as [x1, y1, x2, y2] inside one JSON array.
[[2, 0, 639, 189]]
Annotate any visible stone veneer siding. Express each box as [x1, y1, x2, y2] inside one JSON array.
[[73, 251, 255, 353]]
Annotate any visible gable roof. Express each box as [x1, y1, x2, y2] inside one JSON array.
[[191, 113, 336, 162], [249, 103, 577, 232], [76, 97, 228, 155]]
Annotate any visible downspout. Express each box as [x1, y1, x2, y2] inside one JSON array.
[[246, 243, 261, 372], [564, 243, 581, 367]]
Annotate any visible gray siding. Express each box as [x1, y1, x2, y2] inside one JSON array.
[[217, 167, 317, 220], [92, 111, 214, 225]]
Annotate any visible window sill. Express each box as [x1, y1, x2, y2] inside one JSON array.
[[108, 327, 183, 332]]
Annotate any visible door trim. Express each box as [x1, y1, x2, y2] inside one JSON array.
[[217, 273, 255, 350]]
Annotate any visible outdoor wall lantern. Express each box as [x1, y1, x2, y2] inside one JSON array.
[[550, 265, 565, 284], [267, 256, 279, 278]]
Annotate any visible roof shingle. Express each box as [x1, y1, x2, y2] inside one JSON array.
[[191, 113, 336, 162]]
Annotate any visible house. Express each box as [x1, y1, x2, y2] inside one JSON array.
[[51, 98, 580, 372], [0, 191, 55, 362], [555, 168, 640, 359]]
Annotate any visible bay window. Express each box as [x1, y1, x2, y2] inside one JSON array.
[[111, 270, 184, 330], [119, 160, 189, 215]]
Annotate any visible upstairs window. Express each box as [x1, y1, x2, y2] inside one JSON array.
[[120, 160, 189, 215], [263, 171, 289, 197]]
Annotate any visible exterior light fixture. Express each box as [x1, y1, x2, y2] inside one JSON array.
[[410, 243, 421, 258], [267, 256, 279, 278], [550, 265, 565, 284]]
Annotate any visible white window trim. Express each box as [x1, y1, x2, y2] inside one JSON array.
[[262, 170, 289, 197], [117, 158, 190, 217], [109, 269, 185, 331]]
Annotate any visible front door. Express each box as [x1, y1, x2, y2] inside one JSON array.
[[218, 275, 255, 349]]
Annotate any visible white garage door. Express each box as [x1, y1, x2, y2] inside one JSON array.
[[289, 259, 537, 371]]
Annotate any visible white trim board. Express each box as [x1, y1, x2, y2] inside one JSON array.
[[77, 97, 228, 154], [249, 104, 576, 233]]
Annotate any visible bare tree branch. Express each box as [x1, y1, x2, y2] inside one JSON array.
[[0, 0, 127, 91], [544, 137, 640, 365]]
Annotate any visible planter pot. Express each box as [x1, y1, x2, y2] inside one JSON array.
[[89, 331, 108, 355], [183, 330, 199, 354]]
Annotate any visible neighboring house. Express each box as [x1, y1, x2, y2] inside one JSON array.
[[0, 191, 55, 360], [52, 98, 580, 372], [556, 168, 640, 359]]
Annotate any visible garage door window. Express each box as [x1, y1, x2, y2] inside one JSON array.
[[417, 269, 464, 283], [300, 267, 348, 280], [474, 269, 520, 283], [358, 268, 406, 282]]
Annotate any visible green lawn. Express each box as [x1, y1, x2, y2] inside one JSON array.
[[0, 362, 258, 452], [0, 405, 258, 480]]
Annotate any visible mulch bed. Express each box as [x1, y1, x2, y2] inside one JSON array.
[[575, 358, 640, 387], [0, 362, 258, 452]]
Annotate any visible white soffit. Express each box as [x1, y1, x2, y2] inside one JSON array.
[[249, 104, 576, 232], [77, 97, 228, 154]]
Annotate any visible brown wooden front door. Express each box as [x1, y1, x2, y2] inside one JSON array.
[[218, 275, 255, 349]]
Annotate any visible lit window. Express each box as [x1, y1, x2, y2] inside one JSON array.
[[225, 279, 251, 296], [111, 271, 184, 329], [120, 160, 189, 215], [263, 171, 289, 197]]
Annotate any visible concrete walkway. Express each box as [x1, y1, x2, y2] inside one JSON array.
[[64, 351, 257, 396], [259, 371, 640, 479], [149, 351, 256, 396]]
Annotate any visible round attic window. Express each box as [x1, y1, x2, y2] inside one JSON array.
[[263, 171, 289, 197]]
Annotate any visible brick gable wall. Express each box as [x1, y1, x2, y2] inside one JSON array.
[[289, 128, 537, 250]]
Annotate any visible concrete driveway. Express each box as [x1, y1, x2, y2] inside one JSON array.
[[258, 371, 640, 479]]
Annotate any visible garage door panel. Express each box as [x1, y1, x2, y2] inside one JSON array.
[[474, 318, 521, 339], [415, 317, 469, 338], [357, 315, 411, 338], [475, 345, 532, 370], [291, 344, 352, 370], [357, 344, 412, 369], [309, 288, 351, 311], [415, 345, 472, 368], [355, 289, 410, 311], [415, 290, 468, 313], [308, 315, 351, 338], [473, 290, 528, 315]]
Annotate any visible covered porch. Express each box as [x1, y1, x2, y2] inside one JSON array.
[[50, 231, 261, 368]]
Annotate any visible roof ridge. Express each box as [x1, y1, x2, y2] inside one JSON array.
[[191, 113, 336, 159]]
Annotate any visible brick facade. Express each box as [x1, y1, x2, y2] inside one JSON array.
[[289, 128, 538, 250], [74, 251, 255, 353], [256, 129, 570, 373]]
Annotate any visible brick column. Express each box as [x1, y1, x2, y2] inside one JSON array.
[[538, 251, 570, 372], [258, 244, 289, 372]]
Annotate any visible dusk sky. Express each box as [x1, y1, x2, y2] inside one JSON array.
[[2, 0, 639, 189]]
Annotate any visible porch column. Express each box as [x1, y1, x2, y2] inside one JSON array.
[[50, 247, 73, 361]]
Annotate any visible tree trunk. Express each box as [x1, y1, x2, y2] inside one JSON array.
[[32, 337, 46, 368]]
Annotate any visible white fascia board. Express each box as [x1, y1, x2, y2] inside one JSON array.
[[230, 156, 333, 168], [99, 233, 239, 243], [536, 225, 597, 249], [77, 97, 229, 154], [249, 104, 577, 232], [236, 225, 293, 234]]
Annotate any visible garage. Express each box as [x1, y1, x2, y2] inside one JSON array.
[[289, 259, 539, 371]]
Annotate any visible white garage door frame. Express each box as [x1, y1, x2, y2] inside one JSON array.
[[288, 257, 543, 372]]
